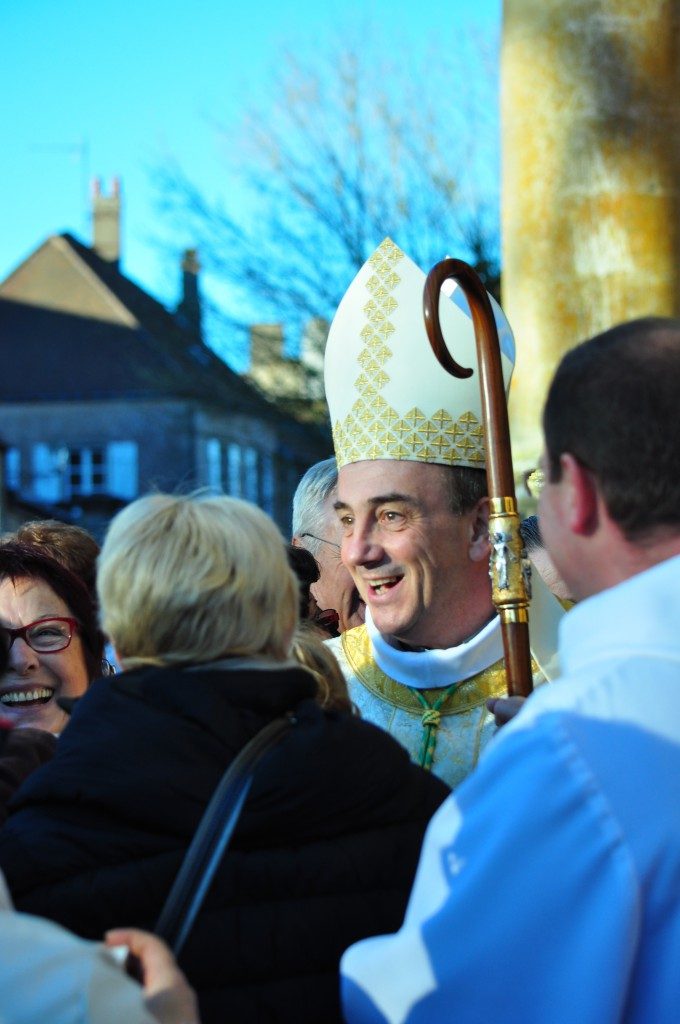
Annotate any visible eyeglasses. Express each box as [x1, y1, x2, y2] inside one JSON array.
[[2, 617, 79, 654], [299, 532, 341, 551], [525, 468, 546, 499]]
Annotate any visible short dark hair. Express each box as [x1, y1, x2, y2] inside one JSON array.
[[543, 317, 680, 540], [443, 466, 488, 515], [0, 541, 104, 681], [13, 520, 100, 601]]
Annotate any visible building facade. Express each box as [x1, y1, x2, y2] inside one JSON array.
[[0, 185, 330, 537]]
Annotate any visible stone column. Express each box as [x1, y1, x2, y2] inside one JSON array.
[[502, 0, 680, 469]]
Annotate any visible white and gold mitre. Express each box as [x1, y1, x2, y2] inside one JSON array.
[[324, 237, 515, 469]]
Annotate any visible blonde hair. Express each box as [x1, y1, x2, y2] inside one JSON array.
[[98, 493, 299, 669], [292, 622, 355, 714]]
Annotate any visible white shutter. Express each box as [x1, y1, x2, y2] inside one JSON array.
[[244, 447, 258, 503], [227, 443, 242, 497], [106, 442, 138, 499], [4, 448, 20, 491], [205, 438, 222, 489], [31, 444, 61, 502]]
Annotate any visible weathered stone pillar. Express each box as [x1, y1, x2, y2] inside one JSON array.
[[502, 0, 680, 469]]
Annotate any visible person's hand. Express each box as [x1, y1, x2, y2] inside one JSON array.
[[105, 928, 200, 1024], [486, 696, 526, 728]]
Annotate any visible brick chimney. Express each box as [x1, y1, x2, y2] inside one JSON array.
[[92, 177, 121, 267], [176, 248, 202, 340]]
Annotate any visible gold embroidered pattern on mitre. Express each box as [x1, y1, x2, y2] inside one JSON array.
[[332, 238, 486, 469], [340, 625, 511, 714]]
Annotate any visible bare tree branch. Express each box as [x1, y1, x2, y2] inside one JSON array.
[[155, 29, 501, 364]]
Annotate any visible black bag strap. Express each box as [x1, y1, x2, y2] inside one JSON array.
[[154, 713, 297, 956]]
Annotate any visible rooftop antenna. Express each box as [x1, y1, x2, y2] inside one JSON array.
[[28, 136, 91, 235]]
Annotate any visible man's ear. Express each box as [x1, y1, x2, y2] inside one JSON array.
[[468, 497, 491, 562], [560, 453, 599, 536], [291, 536, 303, 548]]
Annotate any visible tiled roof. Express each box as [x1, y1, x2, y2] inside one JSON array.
[[0, 234, 327, 443]]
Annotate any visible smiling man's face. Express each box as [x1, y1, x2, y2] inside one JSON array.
[[335, 460, 491, 649], [0, 576, 89, 732]]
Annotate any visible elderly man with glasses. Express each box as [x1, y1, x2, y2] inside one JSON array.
[[291, 457, 366, 635]]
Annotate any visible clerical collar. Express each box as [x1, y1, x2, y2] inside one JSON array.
[[364, 608, 504, 690]]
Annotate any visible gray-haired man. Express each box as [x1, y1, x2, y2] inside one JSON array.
[[291, 458, 365, 634]]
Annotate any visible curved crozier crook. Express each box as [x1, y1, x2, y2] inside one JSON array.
[[422, 257, 477, 379], [423, 256, 513, 496], [422, 256, 533, 699]]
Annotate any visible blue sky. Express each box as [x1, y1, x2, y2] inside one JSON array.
[[2, 0, 501, 361]]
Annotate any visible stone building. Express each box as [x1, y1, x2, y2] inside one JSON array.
[[0, 181, 330, 537], [247, 317, 329, 425]]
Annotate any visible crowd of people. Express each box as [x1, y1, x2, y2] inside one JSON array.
[[0, 238, 678, 1023]]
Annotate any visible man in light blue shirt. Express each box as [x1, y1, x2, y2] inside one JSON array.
[[341, 317, 680, 1024]]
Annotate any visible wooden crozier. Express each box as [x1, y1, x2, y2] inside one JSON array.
[[423, 259, 533, 697]]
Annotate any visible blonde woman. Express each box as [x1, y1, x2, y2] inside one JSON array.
[[0, 493, 448, 1024]]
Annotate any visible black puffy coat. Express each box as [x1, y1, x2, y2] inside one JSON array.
[[0, 661, 449, 1023], [0, 725, 56, 825]]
